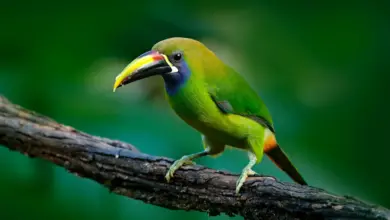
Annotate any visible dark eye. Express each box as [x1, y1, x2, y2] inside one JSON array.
[[173, 52, 182, 61]]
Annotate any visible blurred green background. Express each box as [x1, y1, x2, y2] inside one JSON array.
[[1, 1, 389, 219]]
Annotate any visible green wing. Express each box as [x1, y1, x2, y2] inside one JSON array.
[[206, 65, 275, 132], [206, 65, 308, 186]]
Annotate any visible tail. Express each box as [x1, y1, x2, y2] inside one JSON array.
[[265, 144, 307, 185]]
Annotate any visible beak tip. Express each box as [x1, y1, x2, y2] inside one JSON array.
[[112, 51, 167, 93], [113, 82, 121, 92]]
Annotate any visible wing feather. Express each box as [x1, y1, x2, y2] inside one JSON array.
[[207, 66, 275, 132]]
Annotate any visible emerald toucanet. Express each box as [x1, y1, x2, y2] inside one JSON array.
[[113, 37, 307, 193]]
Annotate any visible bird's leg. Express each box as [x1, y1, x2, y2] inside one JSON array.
[[165, 149, 209, 182], [236, 152, 257, 194]]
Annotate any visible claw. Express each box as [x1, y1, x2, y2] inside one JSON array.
[[236, 169, 258, 194], [235, 152, 259, 194], [165, 156, 194, 182], [247, 169, 257, 175], [184, 160, 196, 166], [236, 168, 250, 194], [235, 170, 276, 194], [164, 150, 208, 183]]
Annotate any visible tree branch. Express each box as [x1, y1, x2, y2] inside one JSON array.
[[0, 95, 389, 220]]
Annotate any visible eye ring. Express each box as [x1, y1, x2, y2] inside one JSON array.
[[173, 52, 182, 61]]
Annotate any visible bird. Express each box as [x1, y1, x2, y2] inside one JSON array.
[[113, 37, 307, 193]]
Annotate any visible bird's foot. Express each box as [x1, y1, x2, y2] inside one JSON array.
[[247, 169, 257, 175], [235, 168, 256, 194], [165, 156, 195, 182]]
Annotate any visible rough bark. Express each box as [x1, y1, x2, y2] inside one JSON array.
[[0, 95, 389, 220]]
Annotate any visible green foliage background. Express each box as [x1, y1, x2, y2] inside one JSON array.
[[1, 1, 389, 219]]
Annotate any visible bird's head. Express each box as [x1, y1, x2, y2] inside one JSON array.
[[113, 37, 220, 94]]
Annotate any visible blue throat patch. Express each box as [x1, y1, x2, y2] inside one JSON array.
[[162, 60, 191, 96]]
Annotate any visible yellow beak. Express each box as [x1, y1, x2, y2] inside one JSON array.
[[113, 51, 175, 92]]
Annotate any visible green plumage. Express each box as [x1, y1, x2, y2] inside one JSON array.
[[207, 65, 275, 132], [153, 38, 274, 152], [127, 37, 307, 193]]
